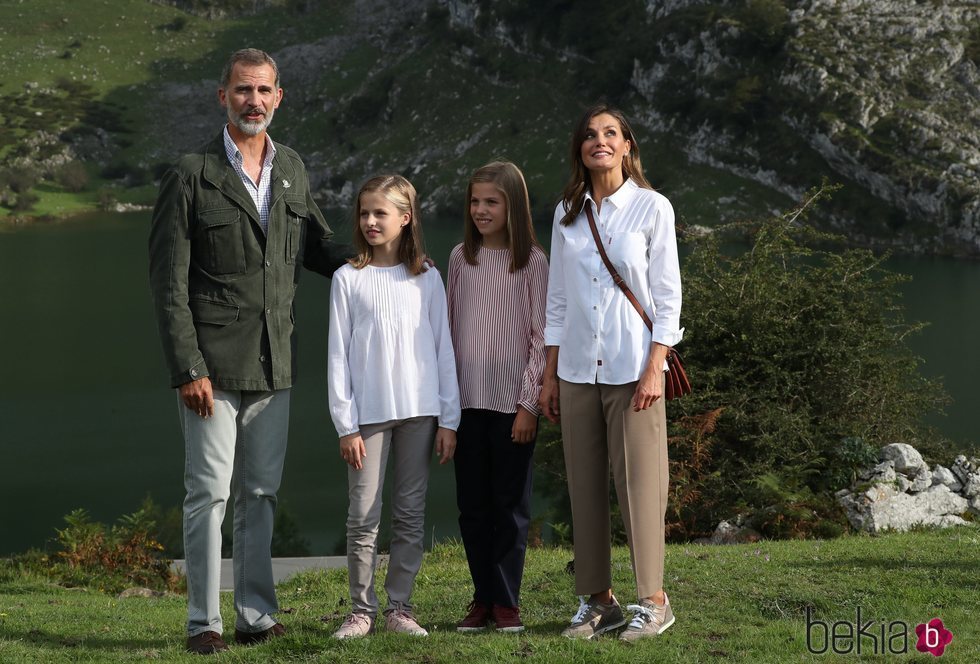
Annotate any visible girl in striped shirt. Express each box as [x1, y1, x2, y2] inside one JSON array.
[[447, 161, 549, 633], [328, 174, 460, 639]]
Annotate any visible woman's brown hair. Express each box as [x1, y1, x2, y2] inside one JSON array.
[[559, 103, 653, 226], [463, 161, 541, 272], [350, 174, 428, 275]]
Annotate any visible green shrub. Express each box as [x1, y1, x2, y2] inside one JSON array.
[[158, 16, 188, 32], [134, 495, 184, 558], [96, 187, 118, 210], [13, 508, 183, 594], [739, 0, 791, 53], [55, 162, 90, 192], [669, 183, 948, 534], [11, 190, 39, 212], [101, 161, 149, 185], [0, 167, 39, 194], [964, 23, 980, 66]]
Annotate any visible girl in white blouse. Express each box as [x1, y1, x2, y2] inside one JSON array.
[[539, 105, 683, 642], [327, 174, 460, 639], [446, 161, 548, 633]]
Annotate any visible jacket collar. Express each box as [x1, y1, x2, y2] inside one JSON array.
[[269, 144, 297, 210], [201, 127, 299, 223]]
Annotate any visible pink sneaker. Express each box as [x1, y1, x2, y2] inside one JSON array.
[[384, 607, 428, 636], [332, 613, 374, 640]]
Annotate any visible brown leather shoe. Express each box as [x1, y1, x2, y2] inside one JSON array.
[[185, 631, 229, 655], [235, 622, 286, 645]]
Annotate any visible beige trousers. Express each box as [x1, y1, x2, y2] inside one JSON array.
[[559, 379, 668, 599]]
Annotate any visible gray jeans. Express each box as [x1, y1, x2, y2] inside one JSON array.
[[178, 388, 289, 636], [346, 416, 436, 615]]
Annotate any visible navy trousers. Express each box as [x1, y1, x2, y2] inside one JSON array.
[[454, 408, 536, 608]]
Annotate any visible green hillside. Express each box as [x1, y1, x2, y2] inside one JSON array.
[[1, 0, 977, 254]]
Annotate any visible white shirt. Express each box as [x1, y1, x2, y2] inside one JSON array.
[[328, 262, 461, 437], [544, 178, 684, 385], [222, 126, 275, 234]]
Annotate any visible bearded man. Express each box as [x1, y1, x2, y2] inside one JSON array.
[[149, 48, 348, 655]]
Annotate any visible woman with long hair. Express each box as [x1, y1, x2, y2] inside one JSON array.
[[540, 104, 683, 642]]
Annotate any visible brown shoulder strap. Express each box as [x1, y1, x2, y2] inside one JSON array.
[[585, 205, 653, 332]]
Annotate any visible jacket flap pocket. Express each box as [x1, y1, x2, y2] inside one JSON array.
[[189, 299, 239, 326], [198, 206, 240, 227], [284, 198, 308, 218]]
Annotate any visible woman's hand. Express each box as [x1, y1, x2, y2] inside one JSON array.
[[632, 366, 663, 411], [539, 346, 561, 423], [435, 427, 456, 464], [539, 377, 560, 423], [339, 432, 366, 470], [511, 406, 538, 443], [633, 342, 670, 411]]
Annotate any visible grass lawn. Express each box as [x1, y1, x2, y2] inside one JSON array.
[[0, 527, 976, 662]]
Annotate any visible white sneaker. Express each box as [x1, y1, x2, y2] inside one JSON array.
[[332, 613, 375, 639], [620, 595, 675, 642], [384, 607, 429, 636]]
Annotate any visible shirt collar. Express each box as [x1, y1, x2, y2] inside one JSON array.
[[222, 125, 277, 168], [583, 177, 639, 212]]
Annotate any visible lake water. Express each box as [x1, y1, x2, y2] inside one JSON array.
[[1, 212, 976, 556]]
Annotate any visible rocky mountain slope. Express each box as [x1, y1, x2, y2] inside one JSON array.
[[3, 0, 978, 254], [631, 0, 980, 252]]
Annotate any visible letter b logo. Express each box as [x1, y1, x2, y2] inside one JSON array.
[[915, 618, 952, 657]]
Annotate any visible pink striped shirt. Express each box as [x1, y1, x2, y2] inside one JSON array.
[[447, 243, 549, 415]]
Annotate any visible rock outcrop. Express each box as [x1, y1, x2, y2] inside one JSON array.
[[632, 0, 980, 253], [837, 444, 979, 533], [783, 0, 980, 253]]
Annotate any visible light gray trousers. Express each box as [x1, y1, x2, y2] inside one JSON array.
[[346, 416, 436, 615], [178, 388, 289, 636]]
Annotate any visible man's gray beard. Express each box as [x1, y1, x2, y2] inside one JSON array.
[[229, 106, 274, 136]]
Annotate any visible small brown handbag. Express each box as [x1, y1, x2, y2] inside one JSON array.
[[585, 205, 692, 400]]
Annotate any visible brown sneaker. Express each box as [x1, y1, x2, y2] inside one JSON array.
[[185, 630, 229, 655], [620, 595, 675, 642], [560, 595, 626, 639], [492, 605, 525, 633], [234, 622, 285, 645], [457, 601, 492, 632]]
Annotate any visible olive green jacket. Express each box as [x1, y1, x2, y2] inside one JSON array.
[[148, 130, 348, 390]]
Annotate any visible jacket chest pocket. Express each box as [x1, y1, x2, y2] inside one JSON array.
[[195, 207, 247, 276], [284, 198, 307, 265]]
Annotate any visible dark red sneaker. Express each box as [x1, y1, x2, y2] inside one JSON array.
[[492, 604, 525, 633], [456, 601, 492, 632], [185, 630, 229, 655]]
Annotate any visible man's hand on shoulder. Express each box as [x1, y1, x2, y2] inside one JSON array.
[[179, 377, 214, 418]]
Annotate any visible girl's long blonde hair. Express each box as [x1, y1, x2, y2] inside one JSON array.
[[350, 174, 428, 275], [463, 161, 541, 272]]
